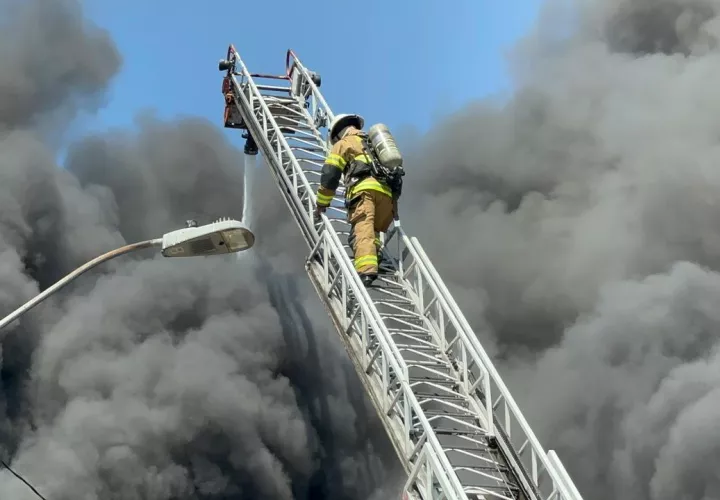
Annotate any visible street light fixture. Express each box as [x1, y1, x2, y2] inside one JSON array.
[[0, 218, 254, 331], [161, 217, 255, 257]]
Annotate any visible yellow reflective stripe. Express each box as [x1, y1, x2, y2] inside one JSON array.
[[354, 254, 377, 270], [349, 177, 392, 198], [325, 153, 346, 170], [316, 192, 334, 205], [352, 153, 372, 163]]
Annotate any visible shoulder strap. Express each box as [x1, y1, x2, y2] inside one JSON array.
[[357, 134, 382, 171]]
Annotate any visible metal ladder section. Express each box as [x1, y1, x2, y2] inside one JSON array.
[[218, 45, 584, 500]]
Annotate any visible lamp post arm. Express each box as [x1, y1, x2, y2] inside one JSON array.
[[0, 238, 163, 331]]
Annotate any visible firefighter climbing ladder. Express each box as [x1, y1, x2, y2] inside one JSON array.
[[218, 45, 584, 500]]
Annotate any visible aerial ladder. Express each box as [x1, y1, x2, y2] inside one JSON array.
[[217, 45, 585, 500]]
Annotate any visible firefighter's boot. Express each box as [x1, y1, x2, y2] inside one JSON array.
[[359, 272, 378, 287]]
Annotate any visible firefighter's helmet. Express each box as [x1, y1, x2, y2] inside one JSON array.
[[328, 113, 364, 144]]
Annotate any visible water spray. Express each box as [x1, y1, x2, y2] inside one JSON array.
[[238, 154, 256, 260]]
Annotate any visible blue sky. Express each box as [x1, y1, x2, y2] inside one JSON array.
[[81, 0, 543, 149]]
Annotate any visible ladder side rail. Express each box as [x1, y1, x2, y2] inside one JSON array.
[[280, 64, 331, 151], [227, 55, 320, 247], [306, 229, 462, 500], [393, 231, 539, 499], [284, 48, 366, 239], [546, 452, 583, 500], [226, 45, 470, 500], [310, 214, 470, 499], [285, 49, 335, 125], [304, 228, 410, 465], [407, 235, 584, 500], [405, 442, 468, 499], [312, 213, 408, 382], [283, 70, 350, 220]]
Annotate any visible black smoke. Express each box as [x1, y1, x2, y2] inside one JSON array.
[[10, 0, 720, 498], [0, 0, 401, 498], [399, 0, 720, 498]]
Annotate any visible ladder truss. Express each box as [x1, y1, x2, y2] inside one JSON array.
[[217, 45, 584, 500]]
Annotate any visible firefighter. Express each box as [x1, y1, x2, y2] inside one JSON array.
[[314, 113, 399, 286]]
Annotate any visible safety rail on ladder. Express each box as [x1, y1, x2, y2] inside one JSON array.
[[217, 44, 585, 500]]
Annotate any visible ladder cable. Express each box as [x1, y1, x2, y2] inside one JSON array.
[[1, 459, 49, 500]]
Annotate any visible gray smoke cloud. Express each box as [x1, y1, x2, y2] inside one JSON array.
[[0, 0, 402, 498], [10, 0, 720, 498], [399, 0, 720, 498]]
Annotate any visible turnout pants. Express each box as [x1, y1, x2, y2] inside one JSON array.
[[347, 190, 394, 275]]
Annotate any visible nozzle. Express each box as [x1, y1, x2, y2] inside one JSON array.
[[243, 133, 258, 156], [218, 59, 232, 72]]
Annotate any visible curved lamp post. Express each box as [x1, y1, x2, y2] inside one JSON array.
[[0, 218, 255, 331]]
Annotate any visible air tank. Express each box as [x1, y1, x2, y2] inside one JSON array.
[[368, 123, 403, 168]]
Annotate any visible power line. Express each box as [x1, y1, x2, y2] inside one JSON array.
[[0, 459, 49, 500]]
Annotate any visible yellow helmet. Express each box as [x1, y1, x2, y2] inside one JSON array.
[[328, 113, 364, 144]]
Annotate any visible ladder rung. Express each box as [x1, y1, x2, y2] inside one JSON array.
[[422, 410, 477, 420], [389, 328, 433, 337], [445, 444, 494, 452], [414, 392, 467, 401], [406, 359, 451, 368], [397, 345, 443, 353], [428, 428, 488, 437], [259, 94, 296, 102], [256, 84, 291, 92], [410, 376, 458, 385]]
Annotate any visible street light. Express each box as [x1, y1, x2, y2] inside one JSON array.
[[0, 218, 255, 331]]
